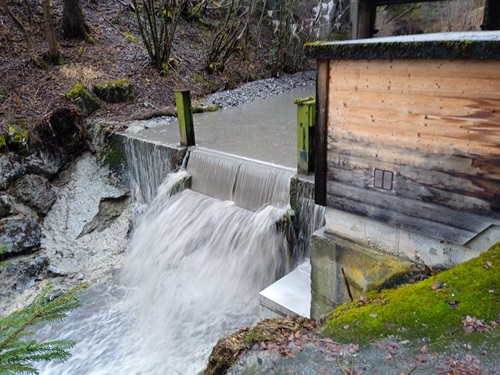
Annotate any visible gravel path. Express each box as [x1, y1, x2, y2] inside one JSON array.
[[204, 70, 315, 108]]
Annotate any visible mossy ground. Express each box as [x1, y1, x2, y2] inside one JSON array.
[[324, 242, 500, 347], [204, 317, 317, 375]]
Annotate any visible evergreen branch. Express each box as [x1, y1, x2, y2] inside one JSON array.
[[0, 283, 88, 374]]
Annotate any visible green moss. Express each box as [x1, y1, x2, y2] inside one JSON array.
[[2, 122, 28, 153], [93, 79, 134, 103], [0, 135, 6, 153], [67, 82, 100, 115], [323, 242, 500, 346], [97, 144, 125, 174], [304, 39, 500, 60], [192, 105, 219, 114], [122, 31, 137, 43]]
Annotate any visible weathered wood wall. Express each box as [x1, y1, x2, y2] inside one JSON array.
[[326, 59, 500, 244]]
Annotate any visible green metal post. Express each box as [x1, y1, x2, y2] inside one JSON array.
[[175, 89, 196, 147], [295, 97, 316, 175]]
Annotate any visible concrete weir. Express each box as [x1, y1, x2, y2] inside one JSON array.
[[112, 124, 327, 321]]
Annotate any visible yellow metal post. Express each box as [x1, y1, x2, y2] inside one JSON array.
[[295, 97, 316, 175], [175, 89, 196, 147]]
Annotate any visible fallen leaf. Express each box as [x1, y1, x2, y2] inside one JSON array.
[[369, 313, 378, 318], [357, 295, 370, 305], [343, 324, 350, 330], [415, 354, 427, 363], [420, 345, 428, 353]]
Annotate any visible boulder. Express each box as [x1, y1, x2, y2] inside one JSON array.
[[0, 217, 42, 255], [93, 79, 135, 103], [0, 195, 12, 218], [0, 154, 26, 190], [13, 256, 48, 292], [25, 149, 66, 179], [67, 82, 100, 115], [12, 174, 57, 216], [78, 195, 129, 237]]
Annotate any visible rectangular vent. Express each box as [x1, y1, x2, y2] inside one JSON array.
[[373, 169, 394, 191]]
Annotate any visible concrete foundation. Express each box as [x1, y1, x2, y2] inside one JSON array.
[[310, 227, 418, 320], [308, 208, 500, 320], [325, 208, 500, 268]]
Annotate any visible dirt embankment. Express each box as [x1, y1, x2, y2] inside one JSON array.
[[0, 0, 292, 134]]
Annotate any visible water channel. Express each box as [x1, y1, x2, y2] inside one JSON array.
[[36, 85, 317, 374]]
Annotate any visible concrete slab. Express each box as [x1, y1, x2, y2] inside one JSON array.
[[259, 260, 311, 318]]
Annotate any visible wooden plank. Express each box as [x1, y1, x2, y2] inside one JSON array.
[[324, 58, 500, 240], [315, 60, 329, 206], [330, 59, 500, 81], [326, 181, 497, 244], [327, 160, 497, 216], [330, 60, 500, 99]]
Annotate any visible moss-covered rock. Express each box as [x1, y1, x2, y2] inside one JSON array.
[[97, 143, 125, 175], [67, 82, 100, 115], [205, 316, 317, 375], [323, 242, 500, 346], [92, 79, 135, 103], [1, 122, 29, 154]]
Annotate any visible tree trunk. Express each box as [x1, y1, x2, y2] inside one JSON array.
[[62, 0, 90, 39], [0, 0, 48, 68], [42, 0, 62, 64]]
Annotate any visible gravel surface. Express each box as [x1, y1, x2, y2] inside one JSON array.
[[204, 70, 315, 108]]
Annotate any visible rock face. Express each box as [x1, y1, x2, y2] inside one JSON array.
[[25, 149, 66, 179], [12, 256, 48, 292], [0, 195, 12, 218], [0, 121, 131, 316], [0, 155, 26, 190], [0, 217, 42, 255], [12, 174, 57, 216]]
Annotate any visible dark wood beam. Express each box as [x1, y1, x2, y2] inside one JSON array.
[[483, 0, 500, 30], [314, 60, 329, 206]]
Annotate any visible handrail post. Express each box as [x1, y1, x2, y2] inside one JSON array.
[[175, 89, 196, 147], [295, 97, 316, 175]]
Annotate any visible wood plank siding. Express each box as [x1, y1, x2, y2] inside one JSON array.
[[326, 58, 500, 244]]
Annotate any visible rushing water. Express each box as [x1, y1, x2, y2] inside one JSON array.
[[37, 161, 290, 374]]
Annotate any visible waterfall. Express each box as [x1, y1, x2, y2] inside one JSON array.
[[124, 137, 182, 205], [187, 147, 293, 211], [37, 149, 291, 374]]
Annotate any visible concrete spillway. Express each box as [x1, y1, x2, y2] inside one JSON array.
[[36, 86, 323, 374]]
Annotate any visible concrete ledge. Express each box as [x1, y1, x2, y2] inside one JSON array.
[[259, 260, 311, 319], [310, 228, 418, 320]]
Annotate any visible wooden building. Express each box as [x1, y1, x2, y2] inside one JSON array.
[[303, 32, 500, 318]]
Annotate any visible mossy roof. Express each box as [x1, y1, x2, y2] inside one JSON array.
[[304, 31, 500, 60]]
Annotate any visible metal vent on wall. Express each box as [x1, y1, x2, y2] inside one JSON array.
[[373, 169, 394, 191]]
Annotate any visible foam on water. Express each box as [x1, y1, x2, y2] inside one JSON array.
[[37, 170, 288, 374]]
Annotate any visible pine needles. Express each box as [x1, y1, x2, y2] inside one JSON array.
[[0, 283, 88, 374]]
